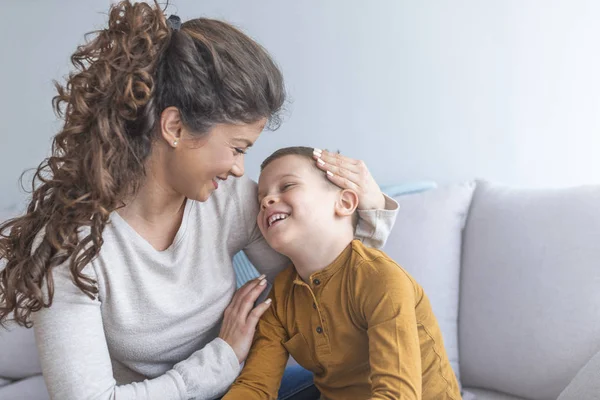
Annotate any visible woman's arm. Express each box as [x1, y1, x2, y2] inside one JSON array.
[[355, 194, 399, 249], [33, 262, 240, 400]]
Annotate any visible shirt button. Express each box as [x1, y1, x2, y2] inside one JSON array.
[[313, 279, 321, 285], [316, 326, 323, 334]]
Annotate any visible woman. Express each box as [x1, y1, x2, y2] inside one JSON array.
[[0, 2, 398, 399]]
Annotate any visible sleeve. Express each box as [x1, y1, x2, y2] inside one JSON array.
[[238, 177, 400, 281], [355, 194, 399, 249], [32, 262, 241, 400], [354, 258, 422, 399], [222, 291, 289, 400]]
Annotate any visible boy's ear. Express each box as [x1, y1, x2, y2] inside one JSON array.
[[334, 189, 359, 217]]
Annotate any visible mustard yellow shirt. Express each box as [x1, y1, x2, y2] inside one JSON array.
[[223, 240, 461, 400]]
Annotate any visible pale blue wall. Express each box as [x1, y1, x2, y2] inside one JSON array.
[[2, 0, 600, 215]]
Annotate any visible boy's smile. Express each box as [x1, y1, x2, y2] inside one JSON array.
[[266, 212, 289, 229]]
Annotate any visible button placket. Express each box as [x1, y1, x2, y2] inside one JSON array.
[[311, 277, 321, 312], [309, 276, 330, 349]]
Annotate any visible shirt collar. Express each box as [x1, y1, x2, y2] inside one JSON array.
[[292, 240, 355, 288]]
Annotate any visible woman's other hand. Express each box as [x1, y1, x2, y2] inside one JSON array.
[[219, 275, 272, 363]]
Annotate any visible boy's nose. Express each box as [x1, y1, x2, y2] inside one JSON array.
[[261, 196, 277, 209]]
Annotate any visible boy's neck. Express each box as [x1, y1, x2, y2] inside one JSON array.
[[286, 231, 354, 282]]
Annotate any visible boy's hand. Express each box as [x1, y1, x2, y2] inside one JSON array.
[[312, 148, 386, 210], [219, 275, 272, 363]]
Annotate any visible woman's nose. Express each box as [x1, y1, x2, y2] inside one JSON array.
[[231, 157, 245, 177]]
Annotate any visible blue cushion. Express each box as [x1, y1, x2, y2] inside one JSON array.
[[233, 251, 261, 289], [381, 181, 438, 197]]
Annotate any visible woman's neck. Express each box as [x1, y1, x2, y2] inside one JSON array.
[[120, 181, 185, 222], [117, 160, 187, 251], [119, 145, 186, 221]]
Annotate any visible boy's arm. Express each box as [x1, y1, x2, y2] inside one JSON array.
[[356, 258, 422, 400], [222, 292, 289, 400]]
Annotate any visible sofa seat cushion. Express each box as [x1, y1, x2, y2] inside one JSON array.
[[0, 323, 42, 380], [463, 387, 529, 400], [0, 375, 49, 400]]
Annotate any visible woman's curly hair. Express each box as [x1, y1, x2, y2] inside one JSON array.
[[0, 0, 285, 327]]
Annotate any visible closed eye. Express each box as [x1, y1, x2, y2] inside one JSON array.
[[234, 147, 247, 155], [281, 183, 295, 191]]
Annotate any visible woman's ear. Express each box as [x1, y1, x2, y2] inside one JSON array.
[[335, 189, 359, 217], [160, 106, 183, 148]]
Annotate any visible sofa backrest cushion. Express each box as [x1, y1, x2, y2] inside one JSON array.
[[459, 181, 600, 400], [383, 182, 475, 385]]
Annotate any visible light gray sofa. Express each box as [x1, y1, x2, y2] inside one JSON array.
[[381, 180, 600, 400], [1, 180, 599, 399]]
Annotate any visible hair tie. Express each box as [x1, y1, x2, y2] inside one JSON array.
[[167, 15, 182, 31]]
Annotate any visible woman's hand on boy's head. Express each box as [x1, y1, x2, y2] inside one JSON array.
[[313, 149, 386, 210]]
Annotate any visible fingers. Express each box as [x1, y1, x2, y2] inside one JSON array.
[[237, 278, 269, 320], [325, 170, 360, 191], [315, 158, 358, 181], [313, 148, 367, 179], [313, 149, 361, 172], [313, 149, 362, 191], [229, 275, 266, 311], [246, 298, 273, 327], [313, 148, 359, 167]]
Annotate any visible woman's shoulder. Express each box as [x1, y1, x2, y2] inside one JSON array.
[[190, 175, 259, 225], [181, 176, 260, 250], [191, 175, 258, 209], [224, 175, 258, 203]]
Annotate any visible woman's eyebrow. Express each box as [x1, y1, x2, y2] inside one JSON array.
[[233, 138, 254, 147]]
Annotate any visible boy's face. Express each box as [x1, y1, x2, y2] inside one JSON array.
[[257, 155, 339, 254]]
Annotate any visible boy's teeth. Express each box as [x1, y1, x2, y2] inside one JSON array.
[[268, 213, 288, 227]]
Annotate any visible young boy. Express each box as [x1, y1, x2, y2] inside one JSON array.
[[223, 147, 461, 400]]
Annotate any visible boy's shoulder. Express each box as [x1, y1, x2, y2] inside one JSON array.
[[348, 240, 419, 290], [348, 240, 399, 272], [349, 239, 392, 262]]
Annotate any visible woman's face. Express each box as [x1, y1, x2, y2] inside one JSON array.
[[164, 118, 266, 202]]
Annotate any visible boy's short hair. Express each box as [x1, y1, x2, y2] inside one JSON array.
[[261, 146, 324, 174], [261, 146, 358, 227]]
